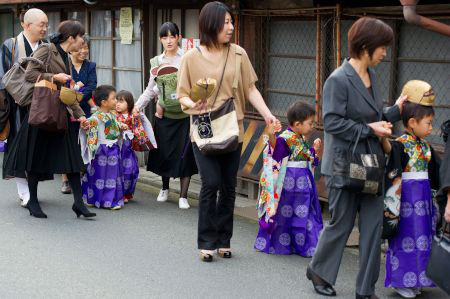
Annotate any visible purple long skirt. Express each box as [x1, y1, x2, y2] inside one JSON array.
[[82, 144, 124, 209], [385, 176, 438, 288], [254, 166, 323, 257], [121, 137, 139, 197]]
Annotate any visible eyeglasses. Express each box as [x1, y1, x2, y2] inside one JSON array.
[[32, 23, 49, 29]]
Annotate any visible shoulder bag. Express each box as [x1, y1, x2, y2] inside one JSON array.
[[191, 45, 242, 155], [2, 42, 51, 107], [28, 46, 68, 132]]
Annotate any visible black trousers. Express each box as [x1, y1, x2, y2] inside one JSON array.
[[193, 143, 242, 250]]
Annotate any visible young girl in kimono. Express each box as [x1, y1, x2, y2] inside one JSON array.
[[81, 85, 128, 210], [383, 80, 440, 298], [255, 101, 323, 257], [115, 90, 140, 204]]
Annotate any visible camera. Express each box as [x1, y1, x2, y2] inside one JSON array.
[[197, 113, 213, 139]]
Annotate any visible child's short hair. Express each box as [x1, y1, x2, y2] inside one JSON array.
[[401, 101, 434, 127], [287, 101, 315, 125], [116, 90, 135, 113], [93, 85, 115, 107]]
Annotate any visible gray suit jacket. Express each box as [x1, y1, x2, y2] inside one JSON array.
[[321, 59, 401, 176]]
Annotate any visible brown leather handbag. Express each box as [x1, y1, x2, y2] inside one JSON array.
[[28, 78, 68, 132]]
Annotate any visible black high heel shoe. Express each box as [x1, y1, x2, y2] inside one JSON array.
[[26, 201, 47, 219], [72, 204, 96, 218]]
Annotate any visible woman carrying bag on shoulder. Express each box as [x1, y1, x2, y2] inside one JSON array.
[[178, 1, 279, 262], [3, 20, 96, 219], [306, 17, 405, 298]]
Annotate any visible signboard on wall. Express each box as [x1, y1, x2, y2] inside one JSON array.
[[181, 38, 200, 52], [120, 7, 133, 44]]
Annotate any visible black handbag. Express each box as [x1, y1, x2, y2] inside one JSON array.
[[330, 125, 383, 195], [426, 222, 450, 295], [426, 223, 450, 295]]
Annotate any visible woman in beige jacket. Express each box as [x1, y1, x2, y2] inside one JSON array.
[[3, 20, 95, 219]]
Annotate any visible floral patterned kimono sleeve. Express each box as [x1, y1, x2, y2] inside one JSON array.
[[257, 136, 290, 221], [79, 115, 100, 164]]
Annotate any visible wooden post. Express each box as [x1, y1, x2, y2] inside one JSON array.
[[336, 3, 341, 67], [315, 13, 321, 125], [389, 21, 400, 106]]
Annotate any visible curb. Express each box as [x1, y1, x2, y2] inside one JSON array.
[[136, 171, 260, 223]]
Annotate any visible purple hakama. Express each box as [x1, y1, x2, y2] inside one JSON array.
[[121, 136, 139, 198], [254, 129, 323, 257], [82, 144, 124, 209], [385, 172, 437, 288], [255, 162, 323, 256]]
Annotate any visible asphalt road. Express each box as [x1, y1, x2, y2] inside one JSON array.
[[0, 161, 447, 298]]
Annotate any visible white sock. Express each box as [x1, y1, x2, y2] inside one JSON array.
[[15, 178, 30, 201]]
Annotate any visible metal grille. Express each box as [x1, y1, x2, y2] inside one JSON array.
[[241, 8, 449, 148], [240, 9, 338, 126], [265, 18, 317, 123]]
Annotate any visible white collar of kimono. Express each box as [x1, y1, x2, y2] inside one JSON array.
[[21, 31, 40, 52], [160, 47, 184, 59]]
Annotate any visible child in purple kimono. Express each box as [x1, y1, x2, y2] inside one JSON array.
[[115, 90, 140, 204], [80, 85, 128, 210], [383, 87, 440, 298], [255, 102, 323, 257]]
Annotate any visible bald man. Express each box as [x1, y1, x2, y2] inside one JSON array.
[[0, 8, 48, 207]]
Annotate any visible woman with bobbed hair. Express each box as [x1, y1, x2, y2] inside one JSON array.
[[4, 20, 96, 219], [178, 1, 279, 262], [305, 17, 406, 298]]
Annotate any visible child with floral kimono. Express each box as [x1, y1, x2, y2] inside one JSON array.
[[80, 85, 128, 210], [115, 90, 157, 203], [115, 90, 140, 204], [255, 102, 323, 257], [383, 80, 440, 298]]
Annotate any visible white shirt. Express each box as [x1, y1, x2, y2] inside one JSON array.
[[135, 48, 184, 110]]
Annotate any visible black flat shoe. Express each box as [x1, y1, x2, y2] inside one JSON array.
[[356, 294, 379, 299], [217, 249, 232, 258], [72, 204, 96, 218], [26, 201, 47, 219], [200, 251, 214, 262], [306, 266, 336, 297]]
